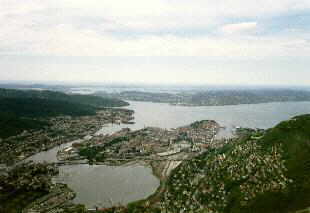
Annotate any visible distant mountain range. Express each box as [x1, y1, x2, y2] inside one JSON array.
[[95, 89, 310, 106]]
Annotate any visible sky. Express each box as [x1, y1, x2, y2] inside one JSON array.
[[0, 0, 310, 85]]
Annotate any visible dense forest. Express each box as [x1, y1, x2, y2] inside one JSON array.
[[0, 88, 129, 138], [0, 88, 129, 108]]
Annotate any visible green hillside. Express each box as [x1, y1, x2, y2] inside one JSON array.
[[158, 114, 310, 213], [252, 114, 310, 213], [0, 112, 49, 139], [0, 98, 97, 118], [0, 97, 96, 139], [0, 88, 129, 139], [0, 88, 129, 108]]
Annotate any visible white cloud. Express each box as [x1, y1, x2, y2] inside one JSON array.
[[1, 20, 310, 57], [56, 0, 310, 19], [0, 0, 310, 57], [221, 22, 257, 34]]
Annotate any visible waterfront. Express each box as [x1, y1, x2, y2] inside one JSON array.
[[27, 101, 310, 209]]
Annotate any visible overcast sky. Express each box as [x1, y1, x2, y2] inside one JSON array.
[[0, 0, 310, 85]]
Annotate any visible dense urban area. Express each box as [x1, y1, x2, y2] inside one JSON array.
[[58, 120, 221, 179]]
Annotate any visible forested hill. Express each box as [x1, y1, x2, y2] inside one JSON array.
[[0, 88, 129, 108], [0, 88, 129, 138], [159, 114, 310, 213]]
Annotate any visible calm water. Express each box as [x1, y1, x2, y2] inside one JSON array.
[[99, 101, 310, 137], [28, 101, 310, 208], [54, 164, 159, 208]]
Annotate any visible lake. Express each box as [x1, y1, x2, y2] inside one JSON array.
[[54, 164, 159, 208]]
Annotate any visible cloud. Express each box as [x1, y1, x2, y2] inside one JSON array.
[[1, 22, 310, 57], [0, 0, 310, 57], [221, 22, 257, 34]]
